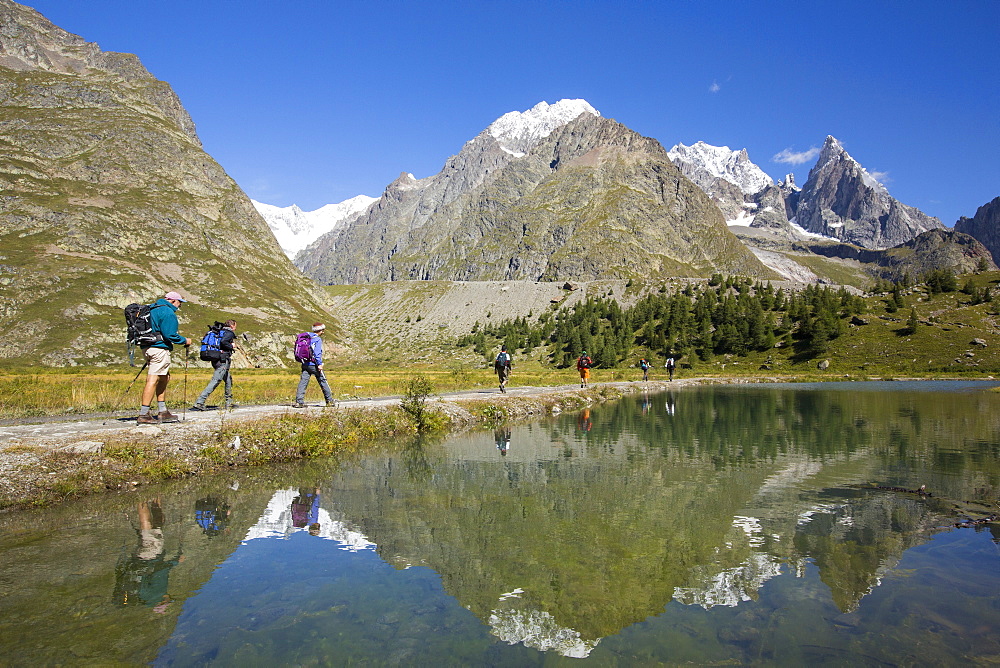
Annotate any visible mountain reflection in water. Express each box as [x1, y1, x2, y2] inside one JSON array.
[[1, 381, 999, 666]]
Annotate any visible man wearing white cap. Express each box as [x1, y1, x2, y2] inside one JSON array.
[[293, 322, 335, 407], [137, 291, 191, 424]]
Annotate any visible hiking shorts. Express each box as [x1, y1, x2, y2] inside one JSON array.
[[579, 368, 590, 380], [144, 347, 172, 376]]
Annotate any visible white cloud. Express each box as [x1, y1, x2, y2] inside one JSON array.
[[772, 147, 820, 165], [709, 80, 721, 93], [869, 170, 891, 185]]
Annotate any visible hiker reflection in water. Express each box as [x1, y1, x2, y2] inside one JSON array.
[[495, 426, 511, 456], [114, 498, 183, 613], [578, 408, 593, 433], [194, 496, 231, 538], [291, 487, 322, 536]]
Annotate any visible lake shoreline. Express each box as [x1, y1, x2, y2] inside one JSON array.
[[2, 374, 990, 513], [2, 378, 720, 512]]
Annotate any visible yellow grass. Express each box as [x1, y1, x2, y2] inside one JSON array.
[[0, 360, 633, 419]]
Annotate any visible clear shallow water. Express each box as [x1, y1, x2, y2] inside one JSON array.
[[2, 381, 1000, 666]]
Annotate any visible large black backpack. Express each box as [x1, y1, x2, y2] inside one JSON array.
[[123, 302, 164, 366]]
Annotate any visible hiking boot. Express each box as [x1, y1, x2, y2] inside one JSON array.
[[292, 402, 306, 408], [158, 411, 180, 423], [190, 404, 207, 411], [136, 414, 159, 425], [225, 401, 239, 409]]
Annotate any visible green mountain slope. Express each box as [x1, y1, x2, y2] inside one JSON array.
[[0, 0, 331, 366]]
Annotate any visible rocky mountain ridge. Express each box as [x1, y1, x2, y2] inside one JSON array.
[[289, 101, 982, 289], [662, 136, 993, 283], [487, 98, 600, 156], [955, 196, 1000, 264], [297, 106, 772, 284], [793, 136, 944, 249]]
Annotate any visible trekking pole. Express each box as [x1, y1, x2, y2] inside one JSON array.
[[319, 369, 335, 407], [103, 360, 148, 425], [182, 345, 190, 421]]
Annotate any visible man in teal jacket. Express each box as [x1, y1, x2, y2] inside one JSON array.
[[138, 291, 191, 424]]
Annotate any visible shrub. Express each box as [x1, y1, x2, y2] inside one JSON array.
[[400, 375, 446, 432]]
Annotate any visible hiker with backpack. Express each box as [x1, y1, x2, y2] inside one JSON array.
[[639, 358, 650, 381], [577, 351, 593, 388], [191, 320, 237, 411], [494, 344, 512, 393], [136, 291, 191, 424], [665, 356, 676, 381], [293, 323, 335, 408]]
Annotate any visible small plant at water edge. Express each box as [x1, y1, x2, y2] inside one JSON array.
[[400, 374, 447, 432]]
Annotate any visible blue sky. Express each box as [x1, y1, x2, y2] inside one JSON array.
[[23, 0, 999, 226]]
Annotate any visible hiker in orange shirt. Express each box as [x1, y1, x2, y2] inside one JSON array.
[[576, 351, 593, 388]]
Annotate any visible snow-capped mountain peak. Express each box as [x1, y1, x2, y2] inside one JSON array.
[[253, 195, 377, 260], [667, 141, 773, 195], [487, 99, 600, 157]]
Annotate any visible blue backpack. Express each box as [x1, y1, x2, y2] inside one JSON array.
[[199, 323, 225, 361]]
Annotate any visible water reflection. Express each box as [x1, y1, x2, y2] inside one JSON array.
[[113, 498, 182, 613], [1, 382, 999, 665], [244, 487, 376, 551], [495, 426, 511, 456], [194, 496, 232, 538]]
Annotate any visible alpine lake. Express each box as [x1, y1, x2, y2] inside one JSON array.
[[2, 381, 999, 666]]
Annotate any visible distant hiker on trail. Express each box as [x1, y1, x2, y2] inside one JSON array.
[[665, 356, 676, 381], [577, 351, 593, 388], [494, 344, 512, 393], [293, 323, 335, 408], [137, 291, 191, 424], [639, 358, 650, 382], [192, 320, 237, 411]]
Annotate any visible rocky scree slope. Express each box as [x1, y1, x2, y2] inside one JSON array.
[[298, 112, 774, 284], [0, 0, 331, 366]]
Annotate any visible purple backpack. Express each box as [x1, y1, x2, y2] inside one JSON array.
[[293, 332, 314, 362]]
